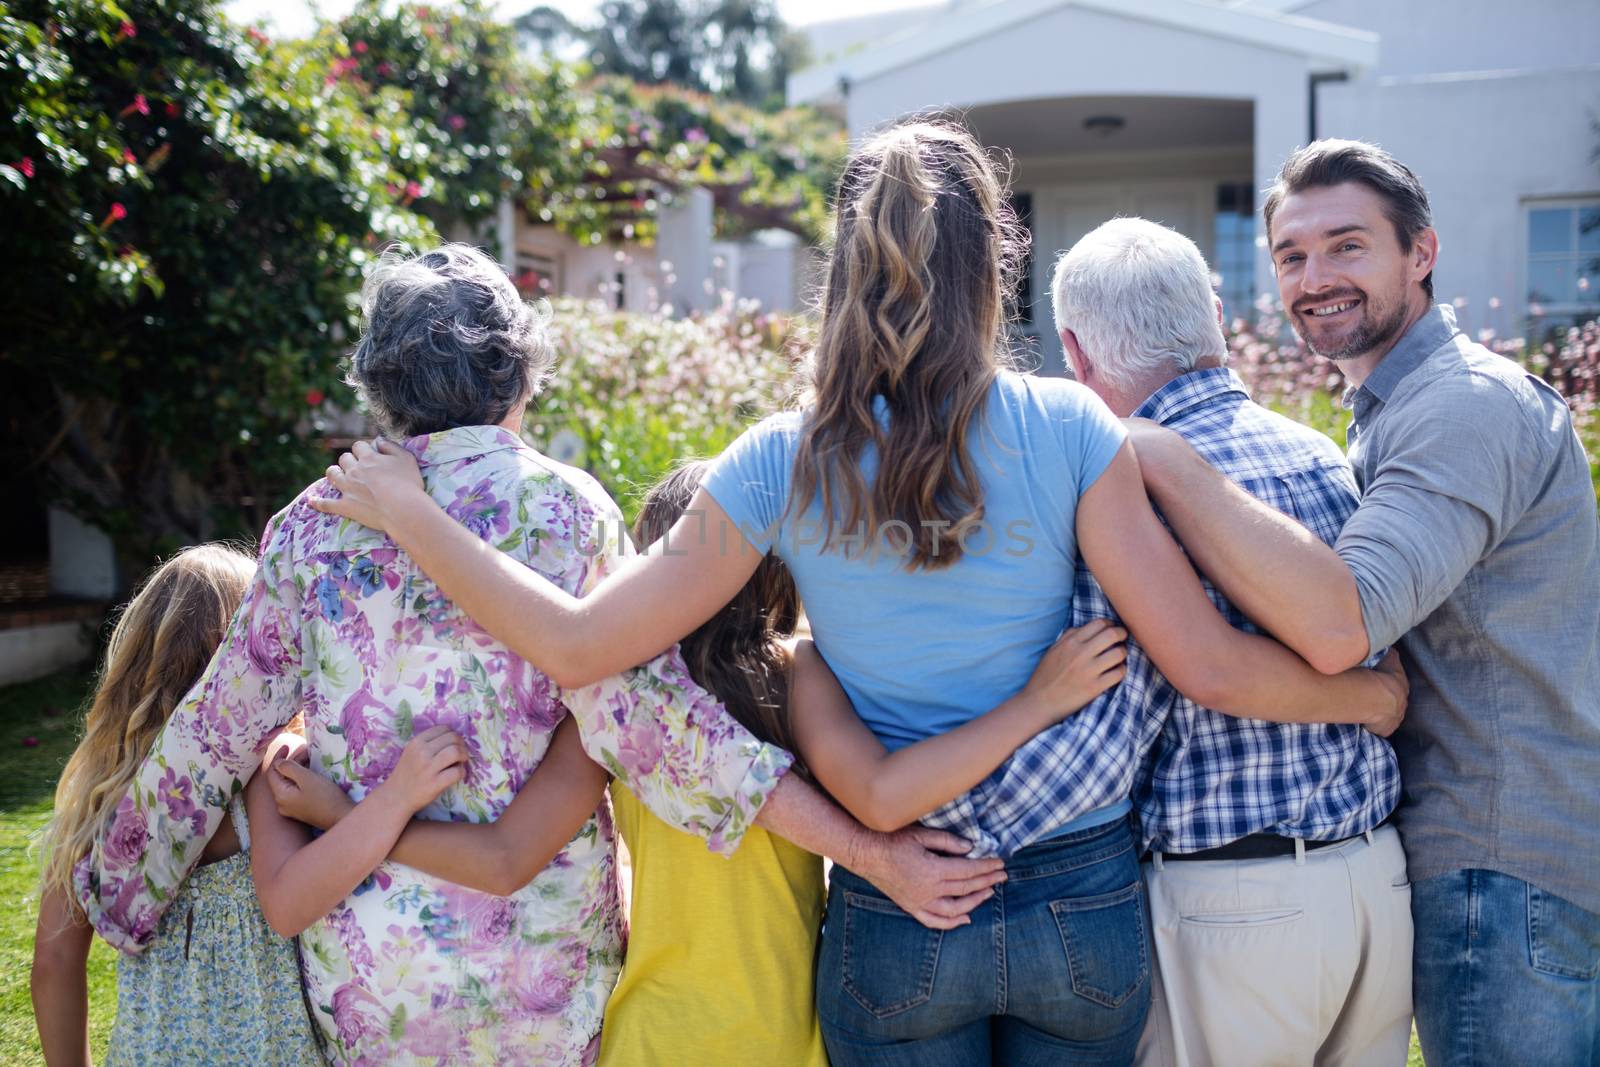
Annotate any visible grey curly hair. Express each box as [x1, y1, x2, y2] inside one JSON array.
[[347, 243, 554, 438]]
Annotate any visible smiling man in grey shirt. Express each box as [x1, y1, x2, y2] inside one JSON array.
[[1128, 140, 1600, 1066]]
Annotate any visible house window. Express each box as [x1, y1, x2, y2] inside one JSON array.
[[1526, 200, 1600, 338], [1214, 183, 1256, 326], [1008, 192, 1034, 327]]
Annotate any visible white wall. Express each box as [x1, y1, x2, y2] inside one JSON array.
[[48, 507, 116, 600], [1292, 0, 1600, 78], [656, 187, 716, 314], [0, 621, 93, 687], [843, 3, 1313, 137], [1318, 67, 1600, 331]]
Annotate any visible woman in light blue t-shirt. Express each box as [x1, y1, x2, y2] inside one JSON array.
[[316, 123, 1402, 1065]]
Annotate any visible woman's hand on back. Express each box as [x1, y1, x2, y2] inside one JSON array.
[[1016, 619, 1128, 727], [313, 437, 427, 534]]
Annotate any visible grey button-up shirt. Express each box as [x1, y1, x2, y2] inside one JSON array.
[[1336, 304, 1600, 913]]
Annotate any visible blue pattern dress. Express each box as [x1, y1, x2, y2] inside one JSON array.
[[105, 800, 324, 1065]]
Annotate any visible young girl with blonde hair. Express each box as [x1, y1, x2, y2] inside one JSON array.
[[31, 544, 465, 1066]]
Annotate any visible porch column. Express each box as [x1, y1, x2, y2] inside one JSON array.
[[1252, 78, 1309, 313]]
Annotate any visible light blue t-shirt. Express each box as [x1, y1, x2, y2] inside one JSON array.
[[704, 371, 1129, 829]]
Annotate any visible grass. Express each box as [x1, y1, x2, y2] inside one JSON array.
[[0, 669, 116, 1066], [0, 665, 1429, 1064]]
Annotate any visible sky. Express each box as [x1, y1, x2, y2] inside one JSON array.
[[224, 0, 931, 37]]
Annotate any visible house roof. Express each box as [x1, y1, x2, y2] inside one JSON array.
[[789, 0, 1378, 106]]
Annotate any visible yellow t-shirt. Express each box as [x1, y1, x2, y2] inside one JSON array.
[[599, 782, 829, 1067]]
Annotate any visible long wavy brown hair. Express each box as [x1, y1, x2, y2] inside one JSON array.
[[633, 462, 805, 771], [39, 543, 255, 911], [791, 120, 1025, 570]]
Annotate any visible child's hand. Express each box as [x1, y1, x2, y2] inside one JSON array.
[[376, 725, 468, 814], [1020, 619, 1128, 725], [261, 729, 308, 776], [269, 760, 356, 831]]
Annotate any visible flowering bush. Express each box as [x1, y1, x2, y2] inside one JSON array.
[[527, 297, 807, 520], [0, 0, 842, 567], [0, 0, 436, 561]]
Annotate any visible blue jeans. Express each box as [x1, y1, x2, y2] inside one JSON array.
[[1413, 869, 1600, 1066], [817, 816, 1151, 1066]]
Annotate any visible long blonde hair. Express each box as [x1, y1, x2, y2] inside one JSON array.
[[39, 543, 255, 910], [791, 120, 1025, 570]]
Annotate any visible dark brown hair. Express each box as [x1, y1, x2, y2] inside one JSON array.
[[791, 120, 1026, 570], [633, 462, 804, 769], [1263, 139, 1435, 298]]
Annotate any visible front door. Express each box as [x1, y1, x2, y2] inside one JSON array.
[[1025, 179, 1213, 376]]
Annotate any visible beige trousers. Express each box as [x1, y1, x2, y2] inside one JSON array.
[[1134, 825, 1413, 1067]]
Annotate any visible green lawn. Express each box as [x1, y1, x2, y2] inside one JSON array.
[[0, 666, 1429, 1064], [0, 670, 115, 1066]]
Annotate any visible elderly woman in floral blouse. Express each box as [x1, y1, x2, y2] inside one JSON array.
[[74, 244, 1002, 1065]]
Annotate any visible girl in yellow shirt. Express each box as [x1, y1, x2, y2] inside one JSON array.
[[598, 461, 1127, 1067]]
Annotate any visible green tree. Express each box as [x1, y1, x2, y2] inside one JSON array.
[[0, 0, 431, 569], [573, 0, 806, 108]]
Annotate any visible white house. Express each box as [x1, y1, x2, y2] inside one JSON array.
[[792, 0, 1600, 374], [493, 186, 813, 318]]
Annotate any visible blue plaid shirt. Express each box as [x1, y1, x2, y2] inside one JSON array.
[[924, 368, 1400, 856]]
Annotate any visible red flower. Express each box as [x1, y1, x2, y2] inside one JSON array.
[[404, 180, 422, 199], [17, 157, 34, 179], [119, 94, 150, 118], [166, 102, 180, 117], [122, 148, 137, 165], [101, 202, 128, 227], [305, 388, 326, 407], [353, 40, 368, 53], [119, 21, 136, 38], [376, 61, 395, 77]]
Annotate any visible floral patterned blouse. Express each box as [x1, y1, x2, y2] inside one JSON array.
[[75, 425, 793, 1066]]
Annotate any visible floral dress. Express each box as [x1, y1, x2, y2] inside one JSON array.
[[75, 425, 793, 1065], [105, 800, 323, 1066]]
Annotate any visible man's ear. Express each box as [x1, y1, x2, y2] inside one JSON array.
[[1060, 328, 1090, 381], [1411, 227, 1440, 287], [1213, 293, 1225, 329]]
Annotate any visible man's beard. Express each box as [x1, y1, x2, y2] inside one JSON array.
[[1293, 286, 1410, 362]]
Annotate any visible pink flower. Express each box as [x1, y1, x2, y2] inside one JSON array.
[[119, 21, 136, 38], [122, 148, 136, 165], [165, 101, 180, 118], [376, 61, 394, 77], [354, 39, 369, 53], [103, 794, 148, 866], [509, 944, 581, 1016], [404, 180, 422, 200], [447, 114, 466, 131], [101, 202, 128, 227], [17, 157, 33, 179], [329, 983, 386, 1048]]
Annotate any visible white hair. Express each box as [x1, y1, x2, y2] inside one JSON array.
[[1050, 217, 1227, 393]]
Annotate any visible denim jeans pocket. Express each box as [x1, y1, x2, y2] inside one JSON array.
[[1049, 880, 1150, 1009], [1527, 885, 1600, 981], [840, 890, 945, 1019]]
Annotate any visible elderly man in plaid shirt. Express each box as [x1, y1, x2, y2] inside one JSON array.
[[931, 217, 1410, 1066]]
